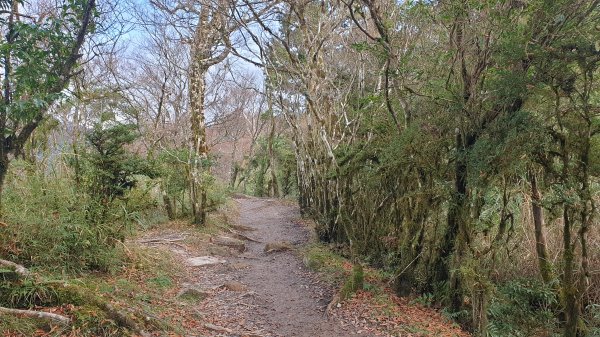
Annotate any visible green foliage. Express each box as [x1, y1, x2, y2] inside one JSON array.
[[585, 304, 600, 337], [155, 148, 190, 217], [147, 275, 173, 289], [411, 293, 434, 308], [241, 135, 297, 197], [71, 306, 126, 337], [487, 280, 558, 337], [153, 148, 228, 220], [303, 244, 348, 285], [0, 278, 59, 308], [0, 0, 97, 172], [80, 123, 155, 216], [0, 314, 54, 337], [0, 161, 125, 272], [340, 264, 364, 300]]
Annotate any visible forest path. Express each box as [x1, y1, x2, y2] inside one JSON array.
[[187, 196, 373, 337]]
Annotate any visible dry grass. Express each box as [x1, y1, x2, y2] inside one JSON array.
[[495, 196, 600, 308]]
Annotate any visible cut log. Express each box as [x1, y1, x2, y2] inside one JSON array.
[[0, 306, 70, 325]]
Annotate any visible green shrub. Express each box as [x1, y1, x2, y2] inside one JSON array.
[[0, 278, 59, 308], [487, 279, 558, 337], [585, 304, 600, 337], [78, 122, 156, 224], [340, 264, 364, 300], [0, 161, 124, 272], [0, 146, 155, 273]]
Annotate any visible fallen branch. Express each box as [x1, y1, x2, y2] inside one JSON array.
[[139, 238, 185, 244], [0, 258, 31, 278], [55, 283, 152, 337], [0, 306, 70, 325], [204, 323, 233, 334], [140, 240, 187, 250]]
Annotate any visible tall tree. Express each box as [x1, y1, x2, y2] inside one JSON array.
[[0, 0, 96, 209], [151, 0, 242, 225]]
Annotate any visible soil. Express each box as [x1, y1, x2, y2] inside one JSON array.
[[189, 196, 372, 337]]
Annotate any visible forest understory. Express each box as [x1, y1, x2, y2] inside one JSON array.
[[1, 196, 470, 337]]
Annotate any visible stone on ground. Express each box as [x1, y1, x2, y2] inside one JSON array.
[[264, 241, 292, 253], [222, 280, 247, 292], [211, 236, 246, 252], [186, 256, 226, 267], [177, 287, 209, 301]]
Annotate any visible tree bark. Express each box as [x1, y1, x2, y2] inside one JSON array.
[[162, 189, 175, 220], [528, 169, 552, 284], [189, 62, 209, 226], [267, 96, 279, 198], [432, 131, 473, 311], [562, 207, 578, 337]]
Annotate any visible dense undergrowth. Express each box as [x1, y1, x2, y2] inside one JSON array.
[[240, 125, 599, 337], [243, 1, 600, 336], [0, 122, 230, 335], [300, 238, 589, 337]]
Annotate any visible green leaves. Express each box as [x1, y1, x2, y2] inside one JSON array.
[[79, 122, 154, 219], [0, 0, 96, 160]]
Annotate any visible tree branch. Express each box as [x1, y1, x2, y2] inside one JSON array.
[[0, 306, 70, 325]]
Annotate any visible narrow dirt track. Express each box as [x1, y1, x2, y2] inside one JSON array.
[[191, 196, 374, 337]]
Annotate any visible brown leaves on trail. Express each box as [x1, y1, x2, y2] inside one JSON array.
[[331, 290, 470, 337]]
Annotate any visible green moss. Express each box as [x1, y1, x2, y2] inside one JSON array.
[[340, 264, 364, 300], [147, 275, 173, 289], [0, 314, 52, 336]]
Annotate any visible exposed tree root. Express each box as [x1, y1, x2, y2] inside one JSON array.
[[0, 306, 71, 325], [0, 258, 31, 278], [51, 282, 152, 337], [0, 258, 152, 336]]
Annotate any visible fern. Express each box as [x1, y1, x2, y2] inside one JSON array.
[[487, 279, 558, 336]]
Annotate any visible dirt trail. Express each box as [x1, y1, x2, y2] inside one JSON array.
[[189, 196, 373, 337]]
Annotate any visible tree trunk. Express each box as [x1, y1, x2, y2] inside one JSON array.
[[162, 189, 175, 220], [230, 163, 239, 190], [562, 207, 578, 337], [0, 156, 9, 216], [189, 62, 209, 226], [267, 106, 279, 198], [432, 131, 472, 311], [529, 169, 552, 284]]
